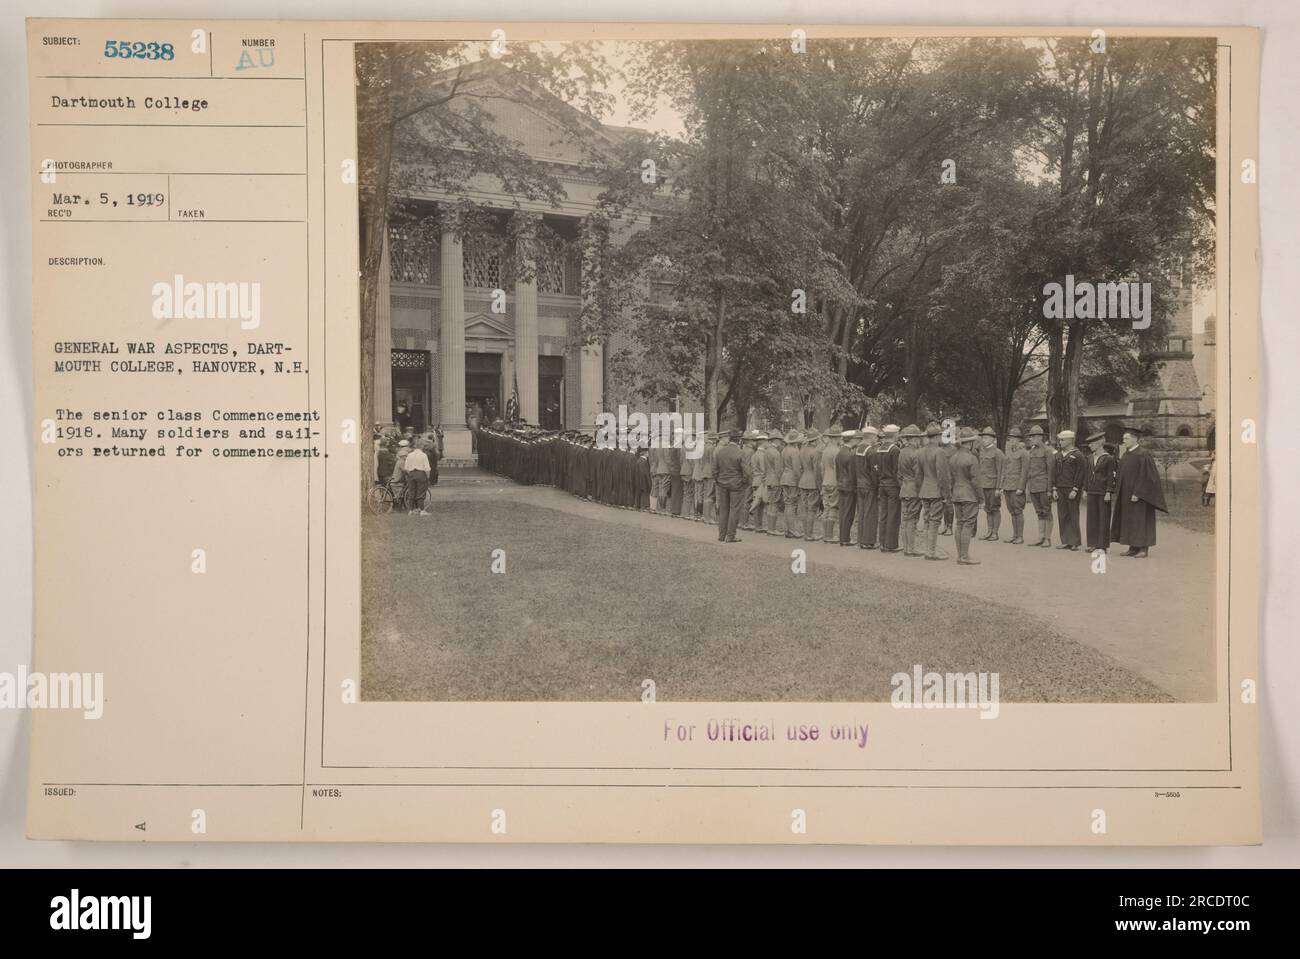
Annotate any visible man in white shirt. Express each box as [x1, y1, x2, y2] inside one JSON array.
[[404, 445, 432, 515]]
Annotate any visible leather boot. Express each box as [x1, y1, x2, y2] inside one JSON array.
[[823, 519, 835, 543], [990, 513, 1000, 542], [1039, 517, 1052, 547], [1009, 513, 1023, 544], [925, 523, 948, 561], [958, 527, 981, 565]]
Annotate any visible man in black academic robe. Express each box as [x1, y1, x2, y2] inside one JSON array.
[[1109, 427, 1168, 557]]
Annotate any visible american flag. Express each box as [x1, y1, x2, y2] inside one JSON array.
[[505, 370, 520, 422]]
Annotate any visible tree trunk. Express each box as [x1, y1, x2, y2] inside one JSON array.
[[358, 81, 395, 490], [1045, 325, 1064, 438], [1063, 320, 1086, 433], [705, 289, 726, 430]]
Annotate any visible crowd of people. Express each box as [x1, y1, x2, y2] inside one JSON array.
[[475, 419, 1170, 564], [374, 426, 442, 516]]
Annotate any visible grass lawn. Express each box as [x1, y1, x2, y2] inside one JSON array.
[[361, 500, 1171, 703]]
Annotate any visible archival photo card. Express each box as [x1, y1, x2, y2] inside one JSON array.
[[25, 19, 1260, 844]]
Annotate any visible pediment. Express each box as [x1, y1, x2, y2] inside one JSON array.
[[464, 313, 515, 339]]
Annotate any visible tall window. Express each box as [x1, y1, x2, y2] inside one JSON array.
[[387, 201, 437, 285], [463, 235, 505, 290], [388, 222, 433, 285]]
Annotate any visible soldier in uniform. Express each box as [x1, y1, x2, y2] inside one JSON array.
[[800, 429, 823, 541], [748, 432, 769, 533], [897, 424, 925, 557], [949, 428, 982, 565], [1052, 430, 1086, 550], [649, 442, 671, 513], [855, 426, 879, 549], [1023, 425, 1055, 547], [666, 437, 685, 517], [918, 422, 953, 561], [1000, 427, 1028, 544], [677, 429, 695, 518], [780, 431, 803, 539], [697, 432, 718, 522], [739, 431, 759, 531], [835, 430, 859, 546], [763, 431, 786, 534], [1084, 430, 1117, 551], [977, 426, 1005, 541], [712, 430, 746, 542], [875, 425, 902, 552], [940, 430, 958, 537], [820, 428, 842, 544]]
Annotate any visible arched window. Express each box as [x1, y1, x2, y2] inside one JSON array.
[[1177, 426, 1192, 437]]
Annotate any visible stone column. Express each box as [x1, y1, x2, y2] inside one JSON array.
[[514, 236, 540, 424], [580, 342, 603, 432], [439, 229, 471, 459], [373, 231, 393, 425]]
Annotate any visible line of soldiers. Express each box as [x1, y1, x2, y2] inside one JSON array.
[[475, 419, 1167, 563]]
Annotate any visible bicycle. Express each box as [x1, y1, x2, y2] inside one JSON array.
[[366, 478, 416, 515]]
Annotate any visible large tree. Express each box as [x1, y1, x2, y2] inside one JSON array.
[[1025, 36, 1216, 435], [601, 39, 856, 428]]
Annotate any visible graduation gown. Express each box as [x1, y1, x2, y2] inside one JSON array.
[[1109, 445, 1168, 547]]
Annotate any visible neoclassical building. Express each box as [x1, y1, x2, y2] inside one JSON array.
[[370, 62, 639, 460]]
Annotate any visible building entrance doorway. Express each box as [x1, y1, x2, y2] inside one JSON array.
[[465, 352, 502, 427], [391, 349, 429, 433], [539, 355, 564, 430]]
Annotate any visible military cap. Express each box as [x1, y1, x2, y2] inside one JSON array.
[[861, 425, 879, 436], [1007, 427, 1023, 439], [768, 431, 785, 443], [901, 424, 922, 438], [785, 430, 805, 444], [1085, 431, 1106, 443], [755, 431, 770, 441], [1057, 429, 1076, 440], [980, 426, 997, 437], [728, 428, 742, 439], [1121, 424, 1147, 436], [882, 424, 900, 434], [803, 428, 822, 442], [398, 439, 410, 447], [925, 422, 943, 437], [742, 429, 759, 441], [840, 429, 859, 440], [1027, 425, 1045, 437], [824, 428, 843, 438], [958, 426, 979, 444]]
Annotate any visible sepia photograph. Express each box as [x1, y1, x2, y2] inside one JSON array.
[[356, 34, 1220, 706]]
